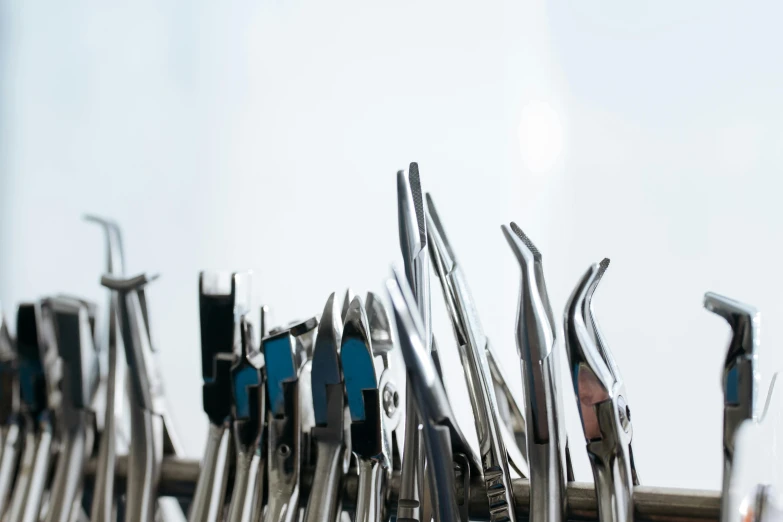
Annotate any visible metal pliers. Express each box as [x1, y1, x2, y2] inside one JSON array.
[[263, 324, 303, 522], [703, 292, 762, 521], [101, 273, 184, 522], [426, 194, 518, 521], [340, 296, 391, 522], [190, 271, 251, 522], [386, 267, 482, 522], [502, 222, 569, 522], [84, 215, 128, 522], [226, 315, 265, 522], [0, 305, 22, 517], [303, 293, 348, 522], [6, 302, 58, 522], [43, 297, 99, 522], [564, 259, 640, 522]]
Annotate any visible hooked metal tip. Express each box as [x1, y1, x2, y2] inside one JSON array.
[[84, 214, 125, 276], [703, 292, 760, 361], [312, 293, 343, 426], [564, 262, 614, 394], [101, 273, 159, 292]]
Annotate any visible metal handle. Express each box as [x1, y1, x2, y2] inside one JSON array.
[[303, 439, 344, 522], [0, 419, 23, 515], [226, 446, 259, 522], [354, 459, 387, 522], [19, 419, 54, 522], [45, 420, 93, 522], [124, 407, 164, 522], [188, 422, 231, 522]]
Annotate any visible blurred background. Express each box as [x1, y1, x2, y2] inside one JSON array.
[[1, 0, 781, 490]]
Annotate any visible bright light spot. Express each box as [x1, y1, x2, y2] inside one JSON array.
[[518, 100, 564, 176]]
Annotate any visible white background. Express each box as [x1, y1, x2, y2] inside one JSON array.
[[1, 0, 782, 490]]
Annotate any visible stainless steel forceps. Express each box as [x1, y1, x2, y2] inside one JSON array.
[[564, 259, 640, 522], [44, 297, 99, 522], [340, 296, 391, 522], [703, 292, 762, 522], [226, 315, 265, 522], [386, 267, 482, 522], [304, 293, 347, 522], [101, 273, 184, 522], [190, 271, 251, 522], [502, 223, 569, 522], [84, 215, 128, 522], [426, 194, 518, 522], [7, 302, 58, 522], [263, 325, 303, 522]]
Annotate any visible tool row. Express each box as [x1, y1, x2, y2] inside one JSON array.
[[0, 164, 779, 522]]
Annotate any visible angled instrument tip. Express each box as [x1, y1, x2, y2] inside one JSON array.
[[341, 289, 356, 322], [312, 293, 343, 426], [564, 263, 614, 396], [502, 222, 541, 267], [704, 291, 760, 362], [84, 214, 125, 275]]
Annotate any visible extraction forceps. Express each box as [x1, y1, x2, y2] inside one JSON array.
[[101, 273, 184, 522], [303, 293, 347, 522], [703, 292, 762, 521], [226, 315, 265, 522], [0, 306, 21, 517], [7, 302, 59, 522], [84, 214, 127, 522], [396, 164, 437, 522], [190, 271, 250, 522], [564, 259, 640, 522], [263, 325, 303, 522], [386, 267, 482, 522], [44, 297, 99, 522], [502, 222, 569, 522], [426, 194, 518, 521], [340, 296, 391, 522]]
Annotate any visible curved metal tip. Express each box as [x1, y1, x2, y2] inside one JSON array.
[[312, 293, 343, 425], [365, 292, 393, 356], [341, 288, 356, 322], [101, 273, 159, 292], [704, 292, 760, 361], [502, 222, 541, 264], [564, 263, 613, 393], [84, 214, 125, 276]]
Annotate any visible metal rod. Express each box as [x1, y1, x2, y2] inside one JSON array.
[[85, 456, 720, 522]]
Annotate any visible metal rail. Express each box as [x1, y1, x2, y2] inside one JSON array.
[[84, 456, 720, 522]]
